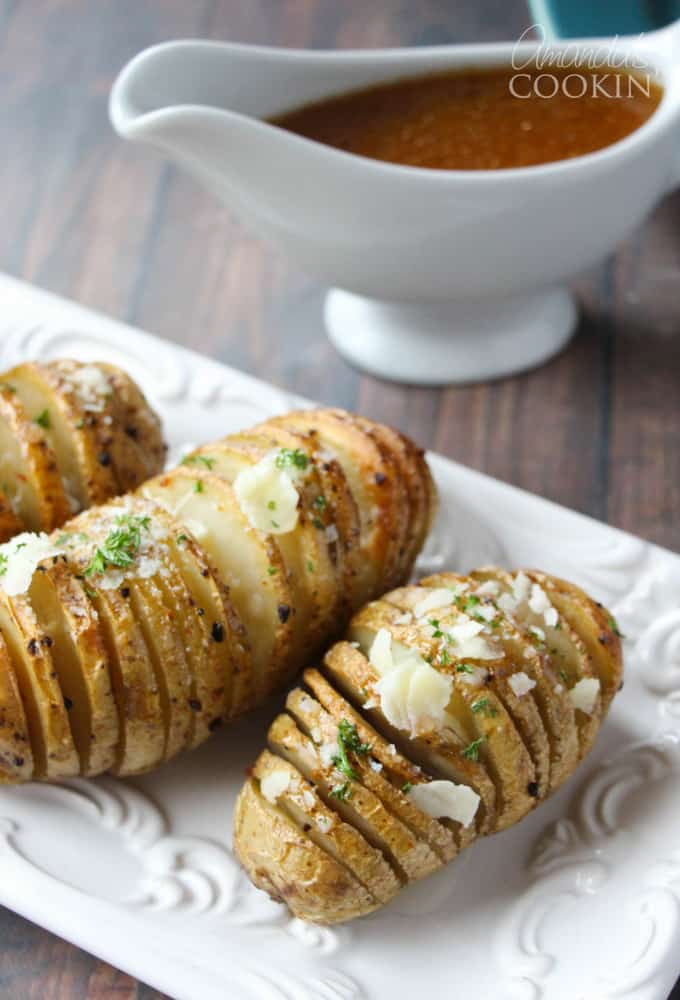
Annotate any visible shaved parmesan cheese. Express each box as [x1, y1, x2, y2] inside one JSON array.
[[508, 671, 537, 697], [408, 780, 480, 828], [0, 533, 64, 596], [369, 629, 453, 736], [325, 523, 339, 544], [529, 625, 545, 642], [393, 611, 413, 626], [512, 571, 532, 603], [319, 741, 339, 768], [569, 678, 600, 714], [474, 580, 500, 597], [317, 814, 332, 833], [301, 789, 315, 809], [413, 587, 458, 619], [446, 615, 499, 660], [233, 452, 300, 535], [260, 769, 290, 803], [474, 603, 497, 623], [65, 364, 111, 412], [498, 592, 517, 614], [528, 583, 551, 616], [544, 607, 559, 628], [458, 665, 488, 688]]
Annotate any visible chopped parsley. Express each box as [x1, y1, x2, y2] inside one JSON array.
[[176, 533, 189, 545], [312, 517, 325, 531], [182, 454, 216, 471], [35, 409, 50, 429], [55, 531, 89, 547], [330, 782, 352, 801], [0, 553, 7, 577], [267, 500, 276, 510], [332, 719, 371, 782], [193, 480, 204, 494], [313, 495, 326, 511], [464, 595, 481, 610], [267, 565, 278, 576], [275, 447, 308, 471], [462, 736, 486, 762], [559, 669, 569, 684], [306, 560, 314, 573], [439, 647, 452, 666], [471, 697, 498, 717], [608, 615, 624, 639], [84, 513, 151, 577], [456, 662, 475, 674], [428, 618, 444, 638], [270, 519, 280, 528], [401, 781, 413, 794]]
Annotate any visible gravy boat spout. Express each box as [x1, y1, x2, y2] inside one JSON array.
[[110, 31, 680, 385]]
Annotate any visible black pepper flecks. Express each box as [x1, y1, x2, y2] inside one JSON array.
[[98, 451, 112, 467], [277, 604, 291, 624], [64, 696, 73, 711], [374, 472, 387, 485], [120, 586, 130, 599], [209, 718, 223, 733], [527, 782, 539, 798], [27, 639, 39, 656], [189, 698, 202, 712], [41, 635, 53, 647], [211, 622, 224, 643], [124, 425, 138, 439]]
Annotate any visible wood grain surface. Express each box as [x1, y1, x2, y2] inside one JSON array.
[[0, 1, 678, 997]]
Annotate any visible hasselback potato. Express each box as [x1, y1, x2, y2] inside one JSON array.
[[0, 408, 434, 783], [0, 359, 165, 539], [234, 570, 623, 924]]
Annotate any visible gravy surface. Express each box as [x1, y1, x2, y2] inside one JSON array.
[[271, 65, 662, 170]]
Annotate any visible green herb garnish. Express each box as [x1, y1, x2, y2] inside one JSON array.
[[193, 480, 204, 494], [182, 454, 216, 470], [330, 783, 352, 801], [275, 447, 308, 471], [456, 662, 475, 674], [84, 513, 150, 577], [267, 565, 278, 576], [313, 495, 326, 511], [35, 409, 50, 429], [608, 615, 624, 639], [471, 697, 498, 717], [267, 500, 276, 510], [0, 553, 7, 577], [428, 618, 444, 638], [401, 782, 413, 794], [332, 719, 371, 781], [462, 736, 486, 762], [306, 560, 314, 573]]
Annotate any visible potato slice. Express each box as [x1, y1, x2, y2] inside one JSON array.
[[86, 582, 165, 776], [255, 417, 363, 614], [96, 363, 166, 486], [31, 361, 120, 508], [281, 693, 443, 882], [303, 667, 459, 863], [274, 409, 398, 604], [384, 581, 552, 800], [28, 556, 119, 776], [234, 777, 377, 924], [323, 640, 496, 840], [351, 603, 536, 831], [0, 383, 70, 531], [527, 571, 623, 711], [140, 467, 293, 700], [473, 568, 602, 760], [145, 504, 250, 727], [253, 750, 399, 905], [0, 592, 79, 778], [0, 492, 24, 543], [186, 437, 330, 665], [0, 629, 34, 782]]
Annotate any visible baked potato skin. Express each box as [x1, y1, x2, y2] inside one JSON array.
[[234, 570, 623, 925], [0, 359, 165, 538], [0, 408, 433, 783]]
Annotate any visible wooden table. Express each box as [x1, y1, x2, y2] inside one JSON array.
[[0, 1, 678, 997]]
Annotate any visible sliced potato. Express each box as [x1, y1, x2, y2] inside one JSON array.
[[527, 570, 623, 711], [253, 750, 400, 905], [0, 592, 79, 779], [234, 777, 378, 924], [303, 667, 459, 863], [0, 491, 23, 543], [0, 383, 70, 531], [28, 556, 119, 776], [97, 363, 166, 486], [140, 467, 293, 701], [0, 629, 34, 782]]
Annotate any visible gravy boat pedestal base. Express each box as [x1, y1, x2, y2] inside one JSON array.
[[325, 286, 577, 385]]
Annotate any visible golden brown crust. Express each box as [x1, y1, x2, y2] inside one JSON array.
[[234, 568, 623, 924]]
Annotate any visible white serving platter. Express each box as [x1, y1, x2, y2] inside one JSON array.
[[0, 273, 678, 1000]]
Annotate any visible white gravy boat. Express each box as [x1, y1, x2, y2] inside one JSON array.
[[110, 25, 680, 385]]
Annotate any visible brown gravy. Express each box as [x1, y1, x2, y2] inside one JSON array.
[[271, 65, 662, 170]]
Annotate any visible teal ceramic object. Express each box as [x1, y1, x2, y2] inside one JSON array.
[[527, 0, 680, 37]]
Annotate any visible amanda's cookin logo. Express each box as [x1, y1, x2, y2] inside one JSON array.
[[509, 25, 655, 99]]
